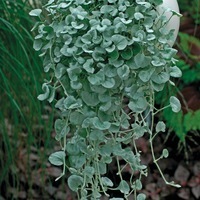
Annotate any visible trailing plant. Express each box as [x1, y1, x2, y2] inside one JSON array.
[[30, 0, 182, 199]]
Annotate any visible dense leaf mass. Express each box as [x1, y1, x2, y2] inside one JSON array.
[[31, 0, 181, 198]]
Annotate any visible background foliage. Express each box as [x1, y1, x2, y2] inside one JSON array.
[[156, 0, 200, 142]]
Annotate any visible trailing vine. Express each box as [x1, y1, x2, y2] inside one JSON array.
[[30, 0, 182, 199]]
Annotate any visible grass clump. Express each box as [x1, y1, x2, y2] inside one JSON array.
[[0, 1, 55, 199]]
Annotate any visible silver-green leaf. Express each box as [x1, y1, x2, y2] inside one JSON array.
[[118, 180, 130, 194], [156, 121, 166, 133], [67, 175, 83, 192], [29, 9, 42, 17], [170, 96, 181, 113], [48, 151, 65, 166]]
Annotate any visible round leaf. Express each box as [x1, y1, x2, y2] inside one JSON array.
[[134, 53, 151, 68], [68, 175, 83, 192], [112, 35, 128, 50], [118, 180, 130, 194], [93, 117, 111, 130], [135, 179, 142, 190], [101, 177, 114, 187], [48, 151, 65, 166], [156, 121, 166, 133], [33, 39, 43, 51], [137, 193, 146, 200], [64, 96, 82, 109], [162, 148, 169, 158], [29, 9, 42, 17], [81, 91, 99, 107], [170, 96, 181, 113], [170, 66, 182, 78], [54, 119, 69, 141], [37, 83, 50, 101]]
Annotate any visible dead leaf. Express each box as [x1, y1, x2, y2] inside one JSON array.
[[31, 170, 45, 187], [18, 191, 26, 199], [29, 153, 39, 161], [174, 165, 190, 186], [192, 185, 200, 199], [188, 176, 198, 187], [45, 185, 57, 196], [55, 191, 69, 200], [28, 189, 40, 199], [46, 167, 62, 178], [193, 162, 200, 176], [177, 188, 190, 200], [135, 138, 149, 153], [8, 187, 18, 197], [179, 87, 200, 113], [145, 183, 161, 200]]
